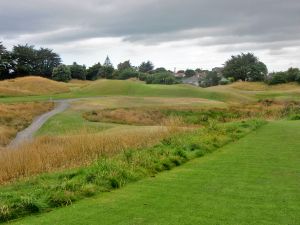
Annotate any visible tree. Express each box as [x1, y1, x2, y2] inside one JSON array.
[[99, 66, 114, 79], [145, 72, 176, 85], [12, 44, 37, 75], [35, 48, 61, 77], [286, 67, 300, 82], [153, 67, 167, 73], [200, 71, 221, 87], [69, 62, 86, 80], [139, 61, 154, 73], [86, 63, 102, 80], [223, 53, 268, 81], [52, 65, 71, 82], [0, 42, 15, 80], [117, 68, 139, 80], [267, 72, 287, 85], [185, 69, 196, 77], [11, 44, 61, 77], [117, 60, 132, 71]]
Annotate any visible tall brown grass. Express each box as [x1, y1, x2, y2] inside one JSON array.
[[0, 102, 54, 146], [0, 126, 177, 184], [0, 76, 69, 97]]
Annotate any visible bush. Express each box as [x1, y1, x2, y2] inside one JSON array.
[[219, 77, 231, 85], [52, 65, 71, 82], [145, 72, 176, 85], [86, 63, 102, 80], [117, 68, 139, 80], [267, 72, 287, 85], [99, 66, 114, 79], [286, 68, 300, 82], [69, 62, 86, 80]]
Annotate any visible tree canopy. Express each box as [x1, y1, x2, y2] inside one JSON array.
[[52, 65, 71, 82], [69, 62, 86, 80], [222, 53, 268, 81], [139, 61, 154, 73]]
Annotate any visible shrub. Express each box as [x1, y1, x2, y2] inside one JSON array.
[[52, 65, 71, 82], [145, 72, 176, 85], [286, 67, 300, 82], [69, 62, 86, 80], [117, 68, 139, 80], [99, 66, 114, 79], [219, 77, 231, 85], [267, 72, 287, 85]]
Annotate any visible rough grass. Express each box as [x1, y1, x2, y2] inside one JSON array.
[[0, 126, 172, 184], [11, 120, 300, 225], [0, 120, 264, 223], [0, 102, 54, 146], [83, 100, 300, 126], [0, 77, 70, 97]]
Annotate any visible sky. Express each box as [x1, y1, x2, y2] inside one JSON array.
[[0, 0, 299, 72]]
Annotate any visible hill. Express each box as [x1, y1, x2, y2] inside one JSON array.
[[0, 76, 70, 97]]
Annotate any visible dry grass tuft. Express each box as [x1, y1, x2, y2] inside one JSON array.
[[225, 81, 300, 91], [0, 76, 70, 97], [0, 102, 54, 146], [0, 127, 175, 184]]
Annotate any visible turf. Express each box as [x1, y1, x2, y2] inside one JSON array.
[[9, 120, 300, 225], [36, 111, 115, 136]]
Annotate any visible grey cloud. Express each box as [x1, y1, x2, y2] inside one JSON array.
[[0, 0, 300, 51]]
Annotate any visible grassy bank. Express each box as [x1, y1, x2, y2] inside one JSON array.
[[10, 120, 300, 225], [0, 120, 264, 222]]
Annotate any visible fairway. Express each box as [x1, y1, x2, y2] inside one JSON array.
[[10, 120, 300, 225]]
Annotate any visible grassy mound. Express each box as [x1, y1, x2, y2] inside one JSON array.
[[74, 80, 233, 102], [0, 76, 70, 97]]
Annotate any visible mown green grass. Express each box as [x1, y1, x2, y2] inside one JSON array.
[[36, 111, 115, 136], [8, 120, 300, 225], [0, 120, 263, 223]]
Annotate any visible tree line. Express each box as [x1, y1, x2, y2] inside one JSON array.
[[0, 42, 178, 84], [1, 42, 299, 86]]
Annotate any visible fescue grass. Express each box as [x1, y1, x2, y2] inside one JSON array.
[[0, 78, 245, 103], [0, 102, 53, 146], [11, 120, 300, 225], [83, 100, 300, 126], [0, 77, 69, 97], [0, 120, 264, 222], [0, 126, 171, 184]]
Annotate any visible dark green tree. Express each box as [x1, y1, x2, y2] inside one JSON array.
[[223, 53, 268, 81], [117, 68, 139, 80], [0, 42, 15, 80], [146, 72, 176, 85], [117, 60, 132, 71], [69, 62, 86, 80], [286, 67, 300, 82], [35, 48, 61, 77], [185, 69, 196, 77], [86, 63, 102, 80], [12, 44, 37, 75], [52, 65, 71, 82], [139, 61, 154, 73], [99, 66, 114, 79], [200, 71, 221, 87], [267, 72, 287, 85]]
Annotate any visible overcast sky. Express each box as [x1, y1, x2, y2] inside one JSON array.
[[1, 0, 299, 71]]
